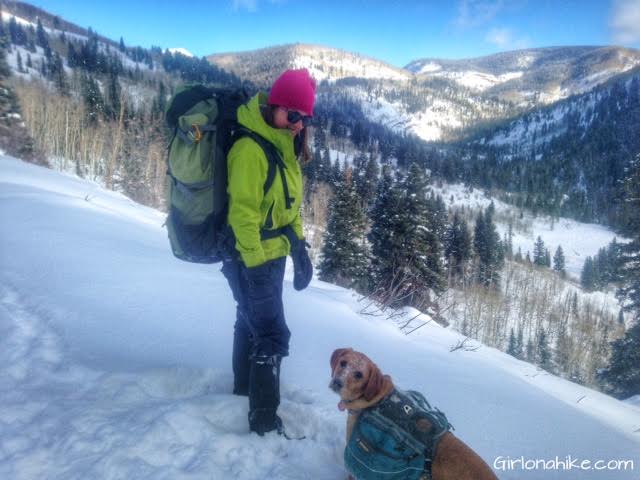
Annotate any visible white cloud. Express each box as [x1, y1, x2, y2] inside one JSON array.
[[455, 0, 505, 28], [231, 0, 286, 12], [610, 0, 640, 44], [231, 0, 258, 12], [485, 27, 511, 47], [485, 27, 530, 50]]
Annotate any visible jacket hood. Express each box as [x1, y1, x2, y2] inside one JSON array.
[[236, 92, 294, 156]]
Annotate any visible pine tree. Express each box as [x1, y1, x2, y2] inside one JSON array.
[[356, 153, 379, 211], [36, 18, 49, 50], [553, 245, 566, 278], [16, 51, 23, 73], [369, 163, 444, 308], [505, 221, 514, 259], [331, 157, 342, 186], [595, 247, 610, 286], [533, 236, 546, 266], [319, 148, 332, 183], [514, 246, 523, 263], [607, 238, 623, 284], [303, 147, 320, 191], [473, 207, 502, 288], [394, 163, 445, 303], [597, 321, 640, 399], [581, 256, 596, 291], [555, 323, 571, 374], [105, 71, 121, 119], [597, 154, 640, 399], [429, 193, 448, 241], [507, 328, 518, 357], [48, 52, 68, 95], [81, 72, 104, 123], [515, 328, 524, 360], [368, 165, 403, 293], [8, 17, 27, 46], [318, 168, 368, 291], [525, 339, 535, 363], [444, 211, 471, 281], [536, 329, 553, 372], [617, 156, 640, 320]]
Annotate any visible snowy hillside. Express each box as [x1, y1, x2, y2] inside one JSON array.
[[407, 46, 640, 106], [1, 156, 639, 479], [431, 182, 625, 280], [208, 43, 411, 84], [480, 66, 640, 150]]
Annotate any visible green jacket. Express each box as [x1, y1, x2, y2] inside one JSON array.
[[227, 92, 304, 268]]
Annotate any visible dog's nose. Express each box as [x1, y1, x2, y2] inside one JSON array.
[[330, 378, 343, 392]]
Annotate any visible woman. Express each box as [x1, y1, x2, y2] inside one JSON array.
[[222, 69, 315, 436]]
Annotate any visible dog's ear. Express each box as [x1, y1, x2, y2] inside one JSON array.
[[363, 364, 386, 401], [330, 348, 352, 371]]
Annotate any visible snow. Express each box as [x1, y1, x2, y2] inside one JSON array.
[[5, 44, 49, 82], [0, 11, 35, 29], [347, 87, 463, 142], [1, 155, 639, 479], [290, 46, 411, 83], [423, 70, 524, 92], [416, 62, 442, 74], [167, 48, 194, 58], [0, 10, 153, 77]]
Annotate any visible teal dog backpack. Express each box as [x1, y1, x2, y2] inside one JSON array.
[[345, 389, 453, 480]]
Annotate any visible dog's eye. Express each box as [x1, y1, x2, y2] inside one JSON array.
[[354, 371, 363, 379], [340, 360, 347, 368]]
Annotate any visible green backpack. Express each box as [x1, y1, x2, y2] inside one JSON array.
[[165, 85, 290, 263]]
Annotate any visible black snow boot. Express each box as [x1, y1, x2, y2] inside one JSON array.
[[248, 355, 284, 436]]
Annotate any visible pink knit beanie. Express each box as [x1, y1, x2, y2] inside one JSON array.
[[268, 68, 317, 116]]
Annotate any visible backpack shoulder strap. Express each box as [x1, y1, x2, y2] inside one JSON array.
[[232, 128, 294, 209]]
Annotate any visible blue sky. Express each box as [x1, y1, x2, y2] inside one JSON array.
[[30, 0, 640, 67]]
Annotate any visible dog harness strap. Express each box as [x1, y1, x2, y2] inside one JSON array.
[[422, 458, 433, 480]]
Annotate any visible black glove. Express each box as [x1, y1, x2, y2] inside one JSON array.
[[290, 239, 313, 291]]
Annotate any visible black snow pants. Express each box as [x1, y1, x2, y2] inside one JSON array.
[[221, 256, 290, 396]]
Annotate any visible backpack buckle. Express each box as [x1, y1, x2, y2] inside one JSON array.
[[190, 124, 203, 143]]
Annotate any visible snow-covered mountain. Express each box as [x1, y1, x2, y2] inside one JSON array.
[[208, 43, 411, 84], [478, 65, 640, 150], [167, 47, 194, 58], [207, 44, 640, 142], [2, 154, 639, 479], [407, 46, 640, 105]]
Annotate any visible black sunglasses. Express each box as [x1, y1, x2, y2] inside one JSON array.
[[286, 109, 313, 127]]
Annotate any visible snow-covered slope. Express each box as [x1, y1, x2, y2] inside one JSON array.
[[1, 156, 638, 479], [167, 47, 194, 58], [407, 47, 640, 103], [208, 43, 411, 84], [431, 182, 626, 279], [480, 66, 640, 150]]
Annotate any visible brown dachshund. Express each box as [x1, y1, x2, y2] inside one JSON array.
[[330, 348, 498, 480]]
